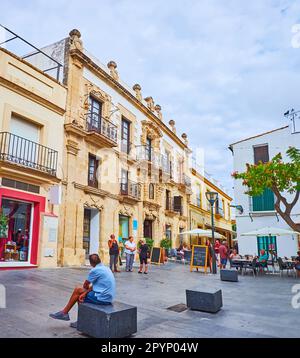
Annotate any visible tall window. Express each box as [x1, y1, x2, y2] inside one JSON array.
[[149, 183, 155, 200], [120, 169, 129, 194], [252, 145, 274, 211], [121, 117, 130, 154], [166, 189, 171, 210], [196, 184, 201, 207], [145, 137, 152, 161], [254, 145, 269, 164], [216, 197, 224, 216], [88, 97, 102, 130], [88, 154, 99, 187], [165, 225, 172, 241], [174, 196, 182, 215]]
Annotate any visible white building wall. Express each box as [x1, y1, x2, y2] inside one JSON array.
[[232, 124, 300, 257]]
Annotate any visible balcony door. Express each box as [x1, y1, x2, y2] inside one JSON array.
[[9, 115, 40, 165], [145, 137, 152, 161], [166, 190, 171, 210], [174, 196, 182, 214], [88, 97, 102, 131], [83, 208, 100, 260], [143, 220, 153, 240], [120, 169, 129, 195], [121, 118, 130, 154]]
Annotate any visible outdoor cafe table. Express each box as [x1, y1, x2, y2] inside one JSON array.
[[230, 258, 252, 273], [283, 259, 296, 269]]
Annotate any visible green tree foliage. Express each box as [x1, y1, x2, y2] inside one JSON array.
[[232, 147, 300, 232]]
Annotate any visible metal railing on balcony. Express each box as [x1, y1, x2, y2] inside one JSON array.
[[165, 197, 183, 215], [136, 145, 160, 166], [0, 132, 58, 176], [182, 173, 191, 187], [120, 139, 132, 155], [120, 180, 141, 200], [86, 113, 118, 144]]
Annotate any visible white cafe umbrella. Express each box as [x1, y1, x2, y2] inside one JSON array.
[[241, 226, 299, 237], [180, 228, 225, 239]]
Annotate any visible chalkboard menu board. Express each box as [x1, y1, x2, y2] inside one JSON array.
[[190, 245, 208, 272], [150, 247, 162, 264]]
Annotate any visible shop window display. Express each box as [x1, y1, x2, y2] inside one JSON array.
[[0, 198, 32, 263]]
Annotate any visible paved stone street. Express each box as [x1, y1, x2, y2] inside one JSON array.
[[0, 263, 299, 338]]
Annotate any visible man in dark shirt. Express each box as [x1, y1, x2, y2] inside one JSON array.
[[138, 239, 148, 274]]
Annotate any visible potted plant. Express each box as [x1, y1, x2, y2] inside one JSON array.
[[0, 211, 8, 238], [160, 237, 172, 261], [0, 210, 8, 261], [144, 238, 154, 258]]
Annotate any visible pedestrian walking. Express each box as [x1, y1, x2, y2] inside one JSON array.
[[138, 239, 148, 274], [219, 240, 228, 269], [108, 234, 120, 273], [124, 236, 136, 272]]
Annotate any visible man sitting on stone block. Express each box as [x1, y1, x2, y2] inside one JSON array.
[[49, 254, 116, 322]]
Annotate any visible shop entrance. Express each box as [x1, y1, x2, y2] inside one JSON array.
[[83, 208, 100, 259], [119, 215, 130, 241], [0, 198, 33, 263]]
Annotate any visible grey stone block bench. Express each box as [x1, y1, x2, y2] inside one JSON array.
[[77, 301, 137, 338], [186, 288, 223, 313], [220, 269, 238, 282]]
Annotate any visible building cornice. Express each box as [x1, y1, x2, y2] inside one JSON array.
[[0, 76, 66, 115], [189, 203, 232, 226], [0, 47, 66, 88], [191, 168, 232, 201], [69, 49, 189, 150]]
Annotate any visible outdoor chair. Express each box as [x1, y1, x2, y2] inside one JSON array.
[[277, 257, 296, 277], [243, 258, 257, 276], [267, 253, 277, 274], [168, 249, 177, 262], [229, 259, 243, 272]]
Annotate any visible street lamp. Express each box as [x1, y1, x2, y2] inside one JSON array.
[[205, 191, 218, 274]]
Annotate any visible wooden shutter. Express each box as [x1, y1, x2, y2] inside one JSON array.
[[173, 196, 182, 212], [254, 145, 269, 164], [252, 188, 274, 211]]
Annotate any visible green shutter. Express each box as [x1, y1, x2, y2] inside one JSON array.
[[252, 188, 274, 211]]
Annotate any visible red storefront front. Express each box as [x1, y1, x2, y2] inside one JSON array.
[[0, 188, 45, 269]]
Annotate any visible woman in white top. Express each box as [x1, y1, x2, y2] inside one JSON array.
[[124, 236, 136, 272]]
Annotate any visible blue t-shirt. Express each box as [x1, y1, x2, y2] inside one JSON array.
[[87, 264, 116, 303]]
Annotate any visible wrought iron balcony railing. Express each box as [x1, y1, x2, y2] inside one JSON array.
[[0, 132, 58, 176], [165, 197, 183, 215], [120, 139, 132, 155], [136, 145, 160, 166], [86, 113, 118, 144], [182, 173, 191, 187], [120, 180, 141, 200]]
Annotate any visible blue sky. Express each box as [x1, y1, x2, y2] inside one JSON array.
[[1, 0, 300, 195]]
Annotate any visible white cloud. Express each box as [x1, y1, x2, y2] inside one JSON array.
[[1, 0, 300, 195]]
